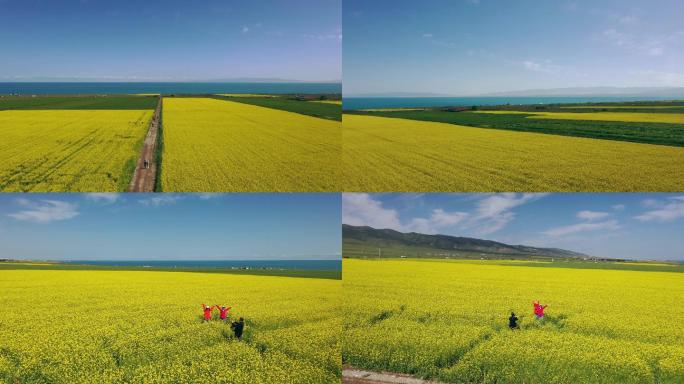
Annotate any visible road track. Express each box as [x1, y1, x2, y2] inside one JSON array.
[[128, 96, 162, 192]]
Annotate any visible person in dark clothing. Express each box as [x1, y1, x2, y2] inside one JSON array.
[[231, 317, 245, 340], [509, 312, 519, 329]]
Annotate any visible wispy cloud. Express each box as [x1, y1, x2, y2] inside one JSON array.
[[542, 207, 621, 237], [302, 29, 342, 41], [634, 196, 684, 222], [342, 193, 544, 236], [470, 193, 547, 234], [511, 59, 580, 76], [242, 25, 249, 33], [138, 195, 182, 207], [576, 210, 610, 221], [197, 193, 222, 200], [422, 33, 433, 38], [85, 193, 120, 204], [602, 28, 665, 56], [7, 199, 79, 223], [612, 204, 626, 211], [342, 193, 401, 229], [543, 219, 620, 237], [342, 193, 467, 234]]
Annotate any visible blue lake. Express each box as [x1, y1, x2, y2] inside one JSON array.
[[63, 259, 341, 270]]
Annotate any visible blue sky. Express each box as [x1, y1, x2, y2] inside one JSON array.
[[0, 0, 341, 82], [0, 193, 341, 260], [343, 193, 684, 261], [344, 0, 684, 95]]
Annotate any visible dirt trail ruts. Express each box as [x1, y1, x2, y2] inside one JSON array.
[[128, 96, 162, 192], [343, 368, 445, 384]]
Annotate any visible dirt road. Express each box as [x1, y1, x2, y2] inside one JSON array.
[[343, 368, 444, 384], [128, 96, 162, 192]]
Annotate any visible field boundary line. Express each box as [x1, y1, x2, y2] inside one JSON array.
[[128, 96, 162, 192]]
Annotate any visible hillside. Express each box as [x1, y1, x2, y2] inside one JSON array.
[[343, 224, 590, 260]]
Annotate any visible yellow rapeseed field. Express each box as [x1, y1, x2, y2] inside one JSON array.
[[474, 110, 684, 124], [161, 98, 340, 191], [0, 269, 341, 383], [343, 259, 684, 383], [215, 94, 277, 98], [0, 110, 152, 192], [342, 114, 684, 192]]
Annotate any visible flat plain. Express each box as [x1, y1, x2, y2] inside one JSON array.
[[0, 267, 341, 383], [0, 109, 152, 192], [161, 97, 340, 192], [342, 114, 684, 192], [343, 258, 684, 383]]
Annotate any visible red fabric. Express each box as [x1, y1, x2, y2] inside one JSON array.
[[533, 302, 547, 316], [218, 306, 231, 319], [203, 305, 213, 320]]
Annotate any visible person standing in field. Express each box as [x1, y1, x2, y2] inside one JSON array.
[[202, 304, 215, 322], [509, 312, 519, 329], [231, 317, 245, 340], [216, 305, 232, 321], [533, 301, 548, 319]]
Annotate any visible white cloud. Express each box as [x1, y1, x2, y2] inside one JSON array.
[[138, 195, 182, 207], [342, 193, 401, 229], [405, 209, 469, 234], [576, 210, 610, 221], [422, 33, 433, 38], [343, 193, 545, 237], [302, 32, 342, 41], [197, 193, 221, 200], [85, 193, 120, 204], [510, 59, 581, 77], [242, 26, 249, 33], [470, 193, 546, 234], [612, 204, 625, 211], [543, 220, 620, 237], [634, 196, 684, 222], [342, 194, 468, 234], [7, 200, 79, 223]]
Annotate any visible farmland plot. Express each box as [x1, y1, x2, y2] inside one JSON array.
[[0, 110, 152, 192], [343, 259, 684, 383], [161, 98, 340, 191], [342, 114, 684, 192], [0, 269, 341, 383]]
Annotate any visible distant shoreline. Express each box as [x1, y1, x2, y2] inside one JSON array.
[[343, 96, 684, 110], [0, 259, 342, 280]]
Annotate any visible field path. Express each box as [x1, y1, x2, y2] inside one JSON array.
[[343, 368, 445, 384], [128, 96, 162, 192]]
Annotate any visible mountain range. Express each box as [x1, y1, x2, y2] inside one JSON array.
[[343, 224, 589, 260]]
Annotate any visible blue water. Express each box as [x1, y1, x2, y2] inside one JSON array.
[[0, 82, 341, 95], [343, 96, 679, 110], [63, 260, 341, 270]]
